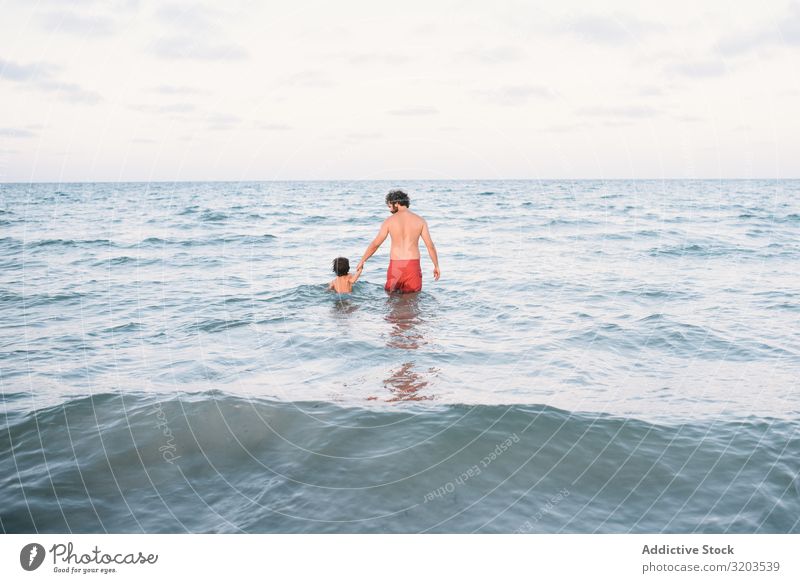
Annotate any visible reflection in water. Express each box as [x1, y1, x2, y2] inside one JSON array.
[[384, 293, 425, 350], [331, 297, 359, 317], [383, 362, 436, 402], [381, 292, 437, 401]]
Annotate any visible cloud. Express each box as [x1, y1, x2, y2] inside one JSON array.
[[38, 10, 117, 36], [36, 81, 101, 103], [638, 85, 664, 97], [601, 120, 636, 128], [206, 113, 241, 130], [346, 132, 383, 140], [0, 127, 37, 138], [387, 106, 439, 116], [716, 2, 800, 56], [673, 114, 703, 123], [153, 84, 210, 95], [129, 106, 248, 131], [255, 122, 292, 131], [281, 70, 334, 88], [716, 31, 772, 57], [0, 58, 58, 81], [479, 84, 553, 106], [0, 57, 101, 103], [665, 59, 727, 78], [561, 14, 665, 46], [130, 103, 197, 114], [151, 37, 247, 60], [155, 3, 221, 31], [33, 0, 139, 9], [151, 4, 247, 61], [345, 53, 413, 65], [455, 45, 526, 63], [577, 105, 660, 119], [541, 122, 591, 133]]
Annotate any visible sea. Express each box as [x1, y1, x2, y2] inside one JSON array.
[[1, 179, 798, 533]]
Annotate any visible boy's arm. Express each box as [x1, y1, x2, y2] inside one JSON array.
[[356, 220, 390, 271], [327, 279, 335, 291], [349, 265, 364, 284], [421, 220, 441, 280]]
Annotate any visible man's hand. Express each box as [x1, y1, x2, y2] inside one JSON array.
[[433, 266, 440, 281], [356, 261, 365, 272]]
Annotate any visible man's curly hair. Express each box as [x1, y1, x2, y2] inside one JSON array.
[[385, 189, 410, 207]]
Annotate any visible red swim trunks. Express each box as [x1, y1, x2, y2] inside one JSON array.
[[385, 259, 422, 293]]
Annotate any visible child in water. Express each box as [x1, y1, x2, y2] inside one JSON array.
[[328, 257, 363, 294]]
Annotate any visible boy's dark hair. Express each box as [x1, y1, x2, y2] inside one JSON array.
[[385, 189, 410, 207], [332, 257, 350, 276]]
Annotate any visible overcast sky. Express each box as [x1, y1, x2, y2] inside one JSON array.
[[1, 0, 798, 181]]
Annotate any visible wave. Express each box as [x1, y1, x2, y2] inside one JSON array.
[[614, 286, 700, 301], [255, 282, 390, 306], [564, 314, 795, 361], [199, 210, 229, 222], [26, 238, 117, 249], [545, 218, 600, 227], [648, 242, 756, 258], [0, 290, 96, 308], [1, 391, 797, 533], [91, 255, 161, 267], [176, 317, 253, 334], [134, 234, 276, 248], [0, 236, 23, 250]]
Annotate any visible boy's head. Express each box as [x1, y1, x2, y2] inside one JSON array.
[[385, 189, 410, 213], [332, 257, 350, 276]]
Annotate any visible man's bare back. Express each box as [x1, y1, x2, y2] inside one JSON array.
[[356, 190, 440, 290], [385, 209, 426, 259]]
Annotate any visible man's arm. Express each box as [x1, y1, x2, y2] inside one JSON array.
[[421, 220, 440, 281], [356, 220, 390, 271]]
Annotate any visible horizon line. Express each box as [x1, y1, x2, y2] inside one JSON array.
[[1, 177, 798, 185]]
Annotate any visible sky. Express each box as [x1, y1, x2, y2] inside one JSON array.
[[1, 0, 799, 181]]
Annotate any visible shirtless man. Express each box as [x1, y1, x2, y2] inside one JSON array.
[[356, 190, 440, 293]]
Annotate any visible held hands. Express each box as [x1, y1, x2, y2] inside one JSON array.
[[433, 266, 440, 281]]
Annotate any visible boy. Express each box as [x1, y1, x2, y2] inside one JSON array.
[[328, 257, 363, 294]]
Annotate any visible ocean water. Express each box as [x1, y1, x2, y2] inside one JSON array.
[[1, 179, 798, 533]]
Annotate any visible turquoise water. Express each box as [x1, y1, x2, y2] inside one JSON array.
[[1, 180, 799, 532]]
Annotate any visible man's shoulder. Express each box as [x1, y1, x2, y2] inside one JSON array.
[[403, 210, 424, 222]]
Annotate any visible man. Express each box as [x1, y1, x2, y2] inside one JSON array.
[[356, 189, 440, 293]]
